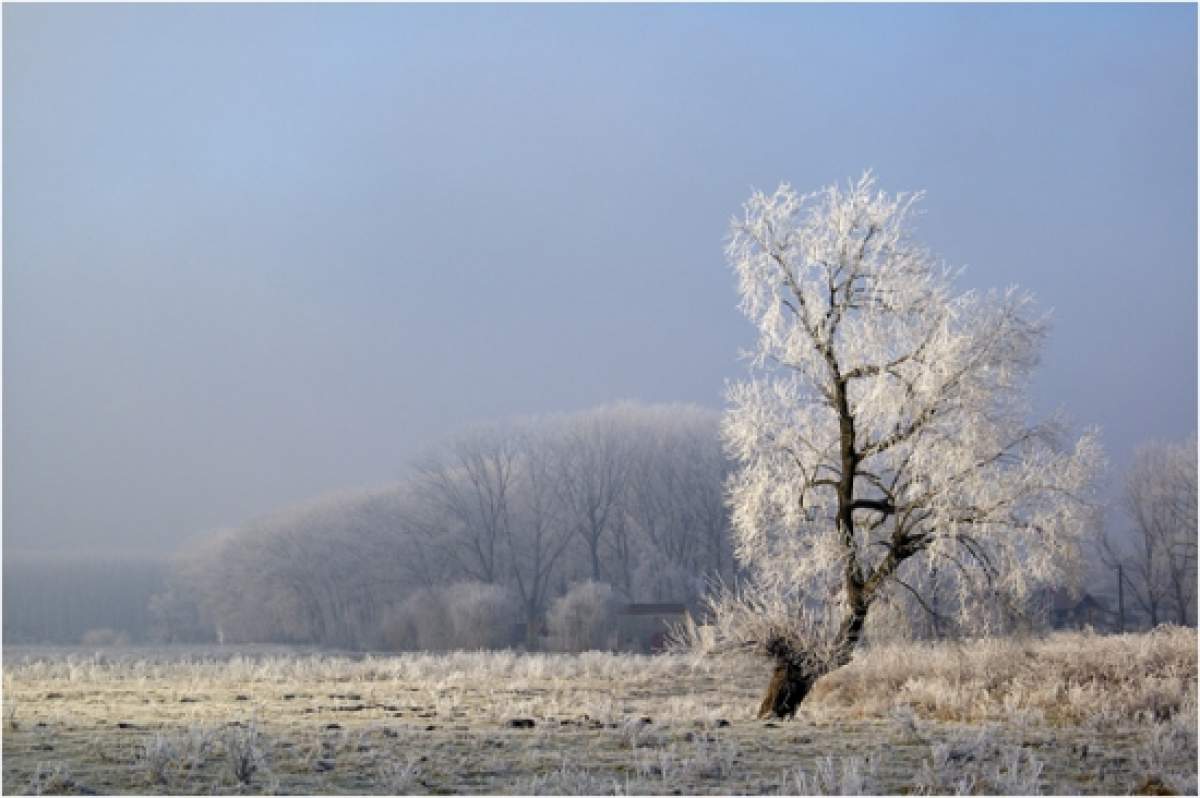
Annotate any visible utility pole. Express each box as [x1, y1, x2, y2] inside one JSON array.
[[1116, 563, 1125, 634]]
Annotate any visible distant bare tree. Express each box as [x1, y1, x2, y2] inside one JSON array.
[[625, 404, 736, 596], [551, 406, 634, 588], [1103, 437, 1197, 627], [503, 424, 575, 644], [411, 428, 519, 585]]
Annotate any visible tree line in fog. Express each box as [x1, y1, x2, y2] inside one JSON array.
[[4, 405, 1192, 649], [150, 402, 738, 650]]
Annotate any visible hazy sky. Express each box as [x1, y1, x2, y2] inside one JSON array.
[[5, 4, 1196, 556]]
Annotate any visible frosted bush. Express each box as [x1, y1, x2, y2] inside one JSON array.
[[383, 588, 454, 651], [444, 581, 521, 650], [987, 746, 1044, 795], [781, 754, 879, 795], [546, 581, 619, 652], [377, 754, 425, 794], [913, 752, 977, 796], [910, 728, 1045, 796], [138, 733, 179, 786], [179, 724, 216, 772], [222, 720, 266, 786], [381, 583, 519, 651]]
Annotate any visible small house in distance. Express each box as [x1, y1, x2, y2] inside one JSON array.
[[1042, 588, 1113, 631], [617, 602, 688, 652]]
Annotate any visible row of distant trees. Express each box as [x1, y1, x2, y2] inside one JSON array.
[[4, 411, 1192, 649], [150, 402, 738, 650], [145, 413, 1199, 650]]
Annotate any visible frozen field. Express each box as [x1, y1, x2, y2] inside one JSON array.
[[2, 629, 1195, 795]]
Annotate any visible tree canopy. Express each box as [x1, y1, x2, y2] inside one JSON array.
[[720, 173, 1102, 665]]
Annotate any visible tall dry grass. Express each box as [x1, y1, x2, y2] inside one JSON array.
[[808, 626, 1196, 726]]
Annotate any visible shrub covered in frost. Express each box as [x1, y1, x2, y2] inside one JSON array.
[[444, 581, 521, 650], [547, 581, 619, 652], [381, 582, 520, 651], [382, 588, 453, 651], [781, 754, 880, 796]]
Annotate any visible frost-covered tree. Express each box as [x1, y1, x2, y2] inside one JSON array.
[[551, 406, 634, 587], [1103, 437, 1197, 628], [546, 580, 620, 651], [503, 423, 576, 643], [410, 428, 519, 585], [166, 402, 739, 651], [713, 173, 1102, 716], [626, 404, 735, 584]]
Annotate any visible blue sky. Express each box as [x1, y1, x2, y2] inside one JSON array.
[[4, 3, 1196, 554]]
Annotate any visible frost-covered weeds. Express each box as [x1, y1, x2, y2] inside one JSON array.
[[780, 754, 881, 796], [514, 759, 621, 795], [376, 754, 425, 794], [138, 733, 179, 786], [26, 763, 80, 796], [136, 726, 217, 787], [811, 626, 1197, 725], [514, 733, 741, 795], [131, 721, 265, 791], [5, 646, 695, 691], [222, 720, 266, 786], [1134, 701, 1199, 796], [4, 629, 1196, 794], [788, 721, 1048, 796], [907, 727, 1045, 796]]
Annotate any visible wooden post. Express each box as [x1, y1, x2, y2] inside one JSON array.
[[1116, 564, 1125, 634]]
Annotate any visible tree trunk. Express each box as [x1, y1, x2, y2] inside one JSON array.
[[757, 601, 867, 719], [755, 370, 869, 719], [757, 659, 820, 719]]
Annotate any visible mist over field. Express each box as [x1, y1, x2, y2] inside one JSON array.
[[4, 1, 1195, 646], [5, 4, 1195, 560], [2, 4, 1196, 796]]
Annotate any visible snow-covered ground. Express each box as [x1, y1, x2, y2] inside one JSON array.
[[3, 628, 1195, 794]]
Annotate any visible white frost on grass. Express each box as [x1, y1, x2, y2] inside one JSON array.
[[780, 754, 881, 796], [4, 629, 1195, 795]]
